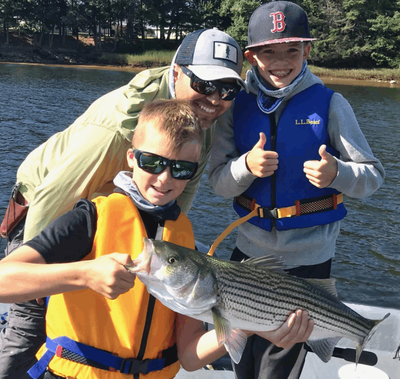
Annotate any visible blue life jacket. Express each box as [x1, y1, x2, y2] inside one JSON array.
[[233, 84, 347, 231]]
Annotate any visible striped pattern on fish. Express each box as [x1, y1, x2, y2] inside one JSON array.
[[128, 238, 390, 365], [216, 261, 375, 340]]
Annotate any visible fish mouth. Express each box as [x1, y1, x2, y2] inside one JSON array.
[[126, 237, 154, 275]]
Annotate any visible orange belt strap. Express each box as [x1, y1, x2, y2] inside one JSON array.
[[235, 193, 343, 219], [207, 193, 343, 256]]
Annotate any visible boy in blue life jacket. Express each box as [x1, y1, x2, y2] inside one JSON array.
[[208, 1, 385, 379], [0, 100, 313, 379]]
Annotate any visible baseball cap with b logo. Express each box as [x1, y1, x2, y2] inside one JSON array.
[[246, 1, 316, 49]]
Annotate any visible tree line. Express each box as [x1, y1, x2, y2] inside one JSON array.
[[1, 0, 399, 68]]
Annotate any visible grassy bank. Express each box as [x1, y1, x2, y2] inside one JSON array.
[[2, 41, 399, 84], [2, 31, 399, 83], [97, 51, 400, 83], [98, 50, 176, 68], [308, 65, 400, 83]]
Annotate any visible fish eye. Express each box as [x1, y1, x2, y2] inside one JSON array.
[[168, 256, 178, 264]]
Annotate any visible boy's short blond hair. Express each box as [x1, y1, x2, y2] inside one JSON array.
[[135, 100, 201, 153]]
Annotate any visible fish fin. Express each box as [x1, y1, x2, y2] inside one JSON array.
[[307, 337, 341, 363], [224, 329, 248, 364], [304, 278, 338, 297], [242, 255, 286, 273], [355, 312, 390, 365], [211, 307, 247, 364], [211, 307, 231, 346]]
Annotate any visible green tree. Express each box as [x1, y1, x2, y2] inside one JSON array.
[[187, 0, 229, 31], [77, 0, 110, 51], [219, 0, 260, 49], [368, 2, 400, 68], [0, 0, 18, 44]]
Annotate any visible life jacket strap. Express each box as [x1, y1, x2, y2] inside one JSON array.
[[207, 193, 344, 257], [27, 336, 177, 379], [234, 193, 343, 219]]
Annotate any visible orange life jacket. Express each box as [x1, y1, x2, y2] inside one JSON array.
[[36, 193, 195, 378]]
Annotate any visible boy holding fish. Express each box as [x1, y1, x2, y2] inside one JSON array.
[[209, 1, 385, 378], [0, 100, 313, 378], [0, 28, 245, 379]]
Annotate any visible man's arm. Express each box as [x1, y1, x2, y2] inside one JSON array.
[[19, 127, 130, 242]]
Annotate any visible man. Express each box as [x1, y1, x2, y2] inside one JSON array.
[[0, 28, 244, 378]]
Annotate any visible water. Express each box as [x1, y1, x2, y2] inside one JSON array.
[[0, 63, 399, 309]]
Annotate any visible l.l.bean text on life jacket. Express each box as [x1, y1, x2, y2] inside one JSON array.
[[295, 119, 321, 125]]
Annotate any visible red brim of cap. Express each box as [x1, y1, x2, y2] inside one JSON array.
[[246, 37, 317, 49]]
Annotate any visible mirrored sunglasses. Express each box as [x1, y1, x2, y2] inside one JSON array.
[[180, 66, 242, 101], [134, 149, 198, 180]]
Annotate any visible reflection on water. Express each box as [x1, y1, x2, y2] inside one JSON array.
[[0, 64, 399, 308]]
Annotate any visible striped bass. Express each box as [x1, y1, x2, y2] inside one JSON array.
[[127, 238, 390, 365]]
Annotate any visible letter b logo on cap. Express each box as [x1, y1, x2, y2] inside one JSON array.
[[270, 12, 286, 33]]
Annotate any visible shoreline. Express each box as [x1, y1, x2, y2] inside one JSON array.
[[2, 61, 399, 88]]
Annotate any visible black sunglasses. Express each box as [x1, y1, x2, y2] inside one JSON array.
[[180, 66, 242, 101], [134, 150, 198, 180]]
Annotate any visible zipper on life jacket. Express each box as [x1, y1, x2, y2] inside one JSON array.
[[269, 113, 277, 229]]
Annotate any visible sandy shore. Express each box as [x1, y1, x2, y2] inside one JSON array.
[[2, 61, 399, 88]]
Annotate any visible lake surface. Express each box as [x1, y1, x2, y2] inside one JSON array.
[[0, 63, 399, 309]]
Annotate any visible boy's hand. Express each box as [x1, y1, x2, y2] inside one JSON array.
[[246, 132, 279, 178], [84, 253, 136, 299], [303, 145, 338, 188], [244, 310, 314, 349]]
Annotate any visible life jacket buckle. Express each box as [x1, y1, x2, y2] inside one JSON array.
[[120, 357, 164, 375], [257, 206, 278, 219]]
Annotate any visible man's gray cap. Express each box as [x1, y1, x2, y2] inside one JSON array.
[[175, 28, 244, 86]]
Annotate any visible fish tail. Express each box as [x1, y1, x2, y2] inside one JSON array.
[[355, 312, 390, 365]]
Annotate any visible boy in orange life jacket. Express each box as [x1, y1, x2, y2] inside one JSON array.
[[0, 99, 312, 379]]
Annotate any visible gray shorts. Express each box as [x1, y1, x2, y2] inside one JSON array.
[[232, 335, 307, 379], [0, 221, 46, 379]]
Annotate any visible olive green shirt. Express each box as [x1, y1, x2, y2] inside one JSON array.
[[17, 66, 215, 241]]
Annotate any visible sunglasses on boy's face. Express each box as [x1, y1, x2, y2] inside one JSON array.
[[180, 66, 242, 101], [134, 149, 198, 180]]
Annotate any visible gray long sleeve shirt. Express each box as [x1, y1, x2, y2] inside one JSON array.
[[208, 68, 385, 269]]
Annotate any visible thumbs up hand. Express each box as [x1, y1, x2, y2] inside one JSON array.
[[303, 145, 338, 188], [245, 132, 279, 178]]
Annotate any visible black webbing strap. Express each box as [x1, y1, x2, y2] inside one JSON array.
[[134, 295, 157, 378]]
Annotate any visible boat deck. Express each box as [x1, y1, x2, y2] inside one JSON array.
[[1, 303, 398, 379]]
